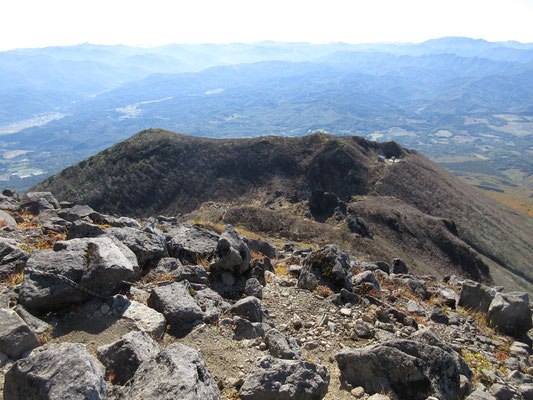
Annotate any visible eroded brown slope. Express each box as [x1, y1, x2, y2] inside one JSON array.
[[33, 129, 533, 292]]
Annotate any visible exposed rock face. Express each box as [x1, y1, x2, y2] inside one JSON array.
[[105, 227, 167, 269], [336, 340, 464, 400], [229, 296, 262, 322], [147, 281, 204, 326], [120, 342, 220, 400], [265, 328, 302, 360], [458, 280, 497, 312], [20, 237, 139, 310], [239, 356, 330, 400], [211, 225, 251, 275], [487, 292, 532, 338], [0, 239, 29, 279], [4, 342, 107, 400], [166, 223, 219, 264], [298, 245, 352, 292], [20, 192, 60, 214], [0, 309, 39, 359], [97, 330, 160, 385]]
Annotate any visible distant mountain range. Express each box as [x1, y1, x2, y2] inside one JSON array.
[[0, 37, 532, 213]]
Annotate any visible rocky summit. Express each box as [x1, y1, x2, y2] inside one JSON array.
[[0, 190, 532, 400], [32, 130, 533, 296]]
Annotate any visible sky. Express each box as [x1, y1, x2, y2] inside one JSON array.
[[1, 0, 532, 50]]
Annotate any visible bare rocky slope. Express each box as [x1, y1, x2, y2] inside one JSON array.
[[33, 129, 533, 294], [0, 191, 532, 400]]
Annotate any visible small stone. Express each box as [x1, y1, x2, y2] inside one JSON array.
[[351, 386, 365, 398], [100, 304, 110, 315], [292, 314, 303, 329], [340, 308, 352, 317]]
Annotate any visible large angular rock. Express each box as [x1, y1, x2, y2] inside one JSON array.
[[487, 292, 532, 338], [194, 287, 230, 322], [0, 309, 39, 359], [20, 237, 139, 310], [20, 192, 60, 214], [410, 328, 472, 379], [229, 296, 262, 322], [265, 328, 302, 360], [352, 270, 380, 291], [114, 297, 166, 339], [97, 330, 160, 385], [105, 227, 167, 269], [120, 342, 220, 399], [0, 238, 29, 280], [147, 281, 204, 325], [211, 225, 251, 275], [336, 340, 463, 400], [239, 356, 329, 400], [298, 245, 352, 292], [458, 280, 497, 313], [4, 342, 107, 400], [166, 222, 219, 264], [57, 204, 95, 222], [0, 194, 20, 210], [66, 220, 105, 239]]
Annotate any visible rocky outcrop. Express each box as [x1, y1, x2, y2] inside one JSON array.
[[239, 356, 330, 400], [165, 223, 219, 264], [487, 292, 532, 338], [297, 245, 352, 292], [211, 225, 251, 275], [97, 330, 160, 385], [0, 309, 39, 359], [336, 340, 465, 400], [120, 342, 220, 399], [4, 342, 107, 400], [147, 281, 204, 326], [20, 237, 139, 310]]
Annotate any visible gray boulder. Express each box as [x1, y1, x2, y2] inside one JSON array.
[[352, 270, 380, 291], [0, 309, 39, 359], [97, 330, 160, 385], [0, 194, 20, 210], [166, 222, 219, 264], [41, 217, 71, 233], [297, 245, 352, 292], [232, 316, 265, 340], [20, 192, 60, 214], [265, 328, 302, 360], [0, 238, 29, 280], [229, 296, 262, 322], [114, 298, 166, 339], [392, 258, 408, 274], [66, 220, 105, 239], [0, 210, 16, 227], [336, 340, 463, 400], [57, 204, 95, 222], [245, 278, 263, 299], [120, 342, 220, 399], [458, 280, 497, 313], [4, 342, 107, 400], [487, 292, 532, 338], [147, 281, 204, 325], [239, 356, 329, 400], [211, 225, 251, 275], [194, 287, 230, 322], [20, 237, 139, 310], [105, 227, 167, 270]]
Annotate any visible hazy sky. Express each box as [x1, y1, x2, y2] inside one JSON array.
[[1, 0, 532, 50]]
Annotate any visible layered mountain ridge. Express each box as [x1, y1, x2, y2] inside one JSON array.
[[33, 129, 533, 294]]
